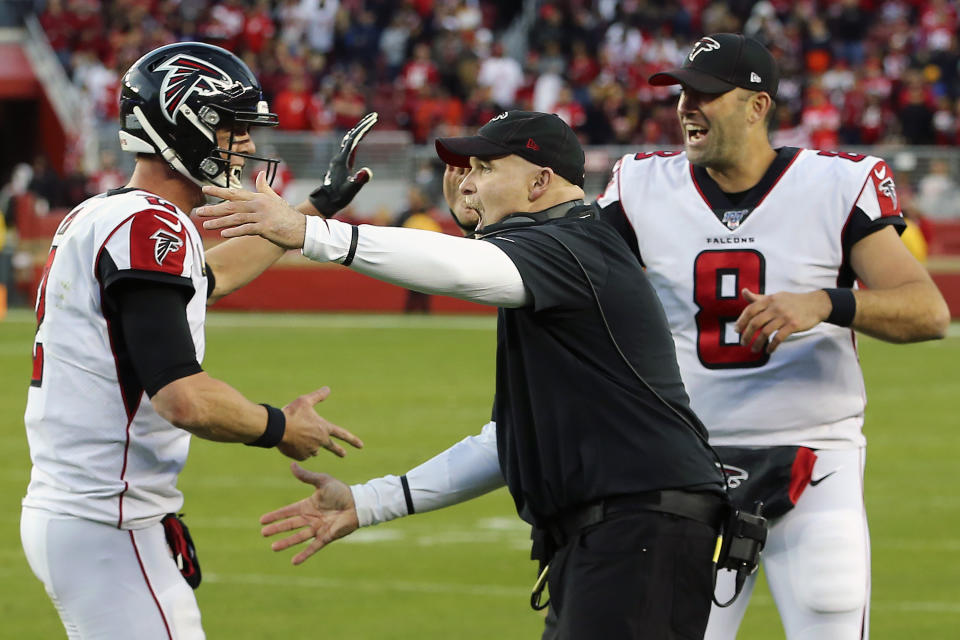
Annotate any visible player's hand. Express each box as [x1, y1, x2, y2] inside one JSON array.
[[260, 462, 360, 565], [735, 288, 833, 354], [198, 172, 307, 249], [277, 387, 364, 460], [307, 112, 379, 217], [443, 164, 478, 235]]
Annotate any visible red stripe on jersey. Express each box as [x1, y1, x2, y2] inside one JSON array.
[[115, 409, 140, 527], [788, 447, 817, 505], [30, 343, 44, 387], [129, 210, 188, 275], [128, 530, 174, 639], [96, 217, 148, 525], [105, 298, 142, 527]]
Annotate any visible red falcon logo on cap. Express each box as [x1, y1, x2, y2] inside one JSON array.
[[156, 54, 237, 123], [689, 37, 721, 61]]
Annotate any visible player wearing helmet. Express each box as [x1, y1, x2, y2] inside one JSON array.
[[19, 42, 369, 639]]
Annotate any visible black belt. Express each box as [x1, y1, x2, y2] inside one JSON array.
[[528, 489, 728, 610], [545, 489, 726, 549]]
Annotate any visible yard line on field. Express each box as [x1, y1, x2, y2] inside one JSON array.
[[206, 312, 496, 331], [203, 571, 528, 598]]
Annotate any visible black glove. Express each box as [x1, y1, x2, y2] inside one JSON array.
[[309, 112, 379, 217]]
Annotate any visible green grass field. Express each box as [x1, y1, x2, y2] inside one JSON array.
[[1, 309, 958, 639]]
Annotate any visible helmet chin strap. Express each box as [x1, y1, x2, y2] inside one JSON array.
[[133, 105, 209, 188]]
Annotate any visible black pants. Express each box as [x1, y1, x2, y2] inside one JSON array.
[[542, 511, 716, 640]]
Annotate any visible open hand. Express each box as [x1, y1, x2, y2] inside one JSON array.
[[198, 171, 307, 249], [260, 462, 360, 565], [278, 387, 364, 460], [443, 164, 478, 234]]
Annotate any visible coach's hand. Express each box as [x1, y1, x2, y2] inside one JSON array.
[[307, 112, 378, 217], [278, 387, 364, 460], [260, 462, 360, 565], [736, 288, 833, 354], [199, 171, 307, 249], [443, 164, 478, 235]]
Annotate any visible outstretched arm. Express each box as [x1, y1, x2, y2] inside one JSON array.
[[197, 180, 528, 307], [261, 422, 503, 565], [205, 115, 378, 303]]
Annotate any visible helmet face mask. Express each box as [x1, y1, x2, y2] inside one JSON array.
[[119, 42, 280, 190]]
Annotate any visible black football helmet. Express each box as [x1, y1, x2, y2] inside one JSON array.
[[118, 42, 280, 189]]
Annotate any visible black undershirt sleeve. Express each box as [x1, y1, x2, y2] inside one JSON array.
[[104, 278, 204, 397], [205, 263, 216, 299]]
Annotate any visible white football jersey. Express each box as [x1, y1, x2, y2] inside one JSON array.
[[597, 148, 903, 448], [23, 188, 207, 528]]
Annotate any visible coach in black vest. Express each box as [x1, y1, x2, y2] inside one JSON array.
[[201, 111, 727, 639]]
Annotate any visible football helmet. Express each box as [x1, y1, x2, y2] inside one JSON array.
[[118, 42, 280, 189]]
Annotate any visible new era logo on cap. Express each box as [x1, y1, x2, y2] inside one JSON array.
[[750, 72, 762, 83]]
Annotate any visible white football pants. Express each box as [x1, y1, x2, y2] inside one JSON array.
[[21, 506, 204, 639], [706, 447, 870, 640]]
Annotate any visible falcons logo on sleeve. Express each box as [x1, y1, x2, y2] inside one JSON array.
[[870, 162, 900, 216], [149, 229, 184, 266], [156, 54, 238, 123]]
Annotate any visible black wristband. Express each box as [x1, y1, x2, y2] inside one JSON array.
[[400, 474, 415, 515], [247, 404, 286, 448], [823, 288, 857, 327], [342, 225, 359, 267]]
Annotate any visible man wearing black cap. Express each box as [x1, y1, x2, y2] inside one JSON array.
[[596, 33, 948, 640], [198, 110, 728, 638], [288, 34, 949, 640]]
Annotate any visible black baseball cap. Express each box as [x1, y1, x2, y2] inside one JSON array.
[[649, 33, 779, 96], [435, 111, 585, 187]]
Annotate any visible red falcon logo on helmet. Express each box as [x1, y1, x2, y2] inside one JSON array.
[[156, 54, 237, 123]]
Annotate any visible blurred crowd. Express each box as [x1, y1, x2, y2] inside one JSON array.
[[32, 0, 960, 149]]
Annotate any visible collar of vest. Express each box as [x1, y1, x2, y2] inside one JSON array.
[[475, 200, 590, 238]]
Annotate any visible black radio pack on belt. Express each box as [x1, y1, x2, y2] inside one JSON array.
[[714, 501, 767, 607]]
